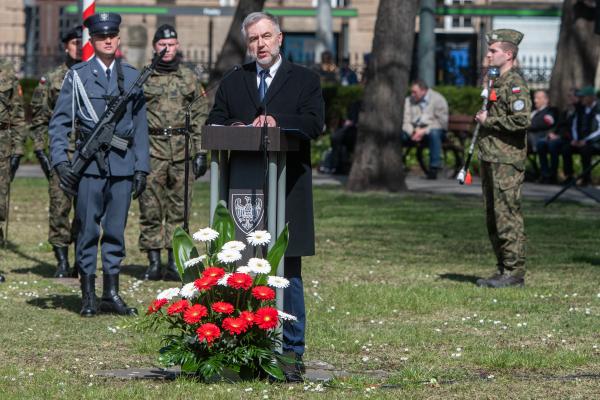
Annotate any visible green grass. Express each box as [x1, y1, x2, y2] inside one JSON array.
[[0, 178, 599, 399]]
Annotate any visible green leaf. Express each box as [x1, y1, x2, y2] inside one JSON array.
[[211, 201, 236, 253], [172, 226, 200, 283], [258, 224, 289, 285], [261, 359, 285, 381]]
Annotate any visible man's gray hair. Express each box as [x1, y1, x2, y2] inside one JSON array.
[[241, 12, 281, 40]]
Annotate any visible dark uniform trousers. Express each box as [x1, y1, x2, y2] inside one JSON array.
[[76, 175, 133, 276]]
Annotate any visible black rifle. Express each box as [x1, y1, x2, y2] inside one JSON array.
[[60, 48, 167, 196]]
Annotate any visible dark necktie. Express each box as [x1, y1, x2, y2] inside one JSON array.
[[106, 68, 111, 83], [258, 69, 269, 102]]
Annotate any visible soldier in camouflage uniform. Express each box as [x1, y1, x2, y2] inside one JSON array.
[[0, 58, 26, 255], [30, 26, 82, 278], [475, 29, 532, 288], [139, 25, 209, 280]]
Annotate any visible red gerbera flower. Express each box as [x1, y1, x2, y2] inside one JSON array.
[[211, 301, 234, 314], [167, 299, 189, 315], [239, 310, 255, 327], [147, 298, 168, 314], [227, 272, 253, 290], [202, 266, 225, 280], [251, 285, 276, 301], [222, 317, 248, 335], [196, 323, 221, 344], [254, 307, 279, 330], [183, 304, 208, 324], [194, 276, 218, 291]]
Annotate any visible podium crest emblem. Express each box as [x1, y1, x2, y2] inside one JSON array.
[[232, 194, 264, 234]]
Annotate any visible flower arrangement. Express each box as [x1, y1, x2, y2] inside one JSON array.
[[143, 203, 292, 381]]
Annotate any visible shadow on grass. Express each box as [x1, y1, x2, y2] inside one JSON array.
[[571, 255, 600, 266], [437, 273, 481, 285], [12, 263, 55, 278], [120, 264, 147, 279], [3, 240, 54, 277], [27, 294, 81, 314]]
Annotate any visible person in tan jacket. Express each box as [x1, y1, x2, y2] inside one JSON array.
[[401, 79, 449, 179]]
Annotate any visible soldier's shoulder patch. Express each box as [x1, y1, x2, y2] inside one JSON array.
[[511, 86, 521, 94], [512, 99, 525, 112], [39, 76, 47, 85]]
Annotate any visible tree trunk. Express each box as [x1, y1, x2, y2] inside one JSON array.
[[209, 0, 266, 83], [549, 0, 600, 111], [347, 0, 418, 192]]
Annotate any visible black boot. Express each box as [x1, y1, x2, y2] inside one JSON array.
[[164, 249, 180, 281], [0, 274, 5, 283], [144, 250, 161, 280], [80, 274, 98, 317], [53, 246, 71, 278], [100, 274, 138, 316]]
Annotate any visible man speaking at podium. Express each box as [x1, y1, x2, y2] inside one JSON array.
[[207, 12, 324, 381]]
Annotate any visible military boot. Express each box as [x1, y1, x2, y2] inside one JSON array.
[[477, 272, 524, 288], [144, 250, 161, 280], [100, 274, 138, 316], [0, 274, 5, 283], [53, 246, 71, 278], [164, 249, 180, 281], [80, 274, 98, 317]]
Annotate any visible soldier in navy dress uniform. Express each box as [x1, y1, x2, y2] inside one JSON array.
[[49, 13, 150, 317]]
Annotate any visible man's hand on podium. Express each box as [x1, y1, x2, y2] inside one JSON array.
[[252, 115, 277, 127]]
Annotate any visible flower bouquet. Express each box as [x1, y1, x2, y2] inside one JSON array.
[[143, 202, 293, 381]]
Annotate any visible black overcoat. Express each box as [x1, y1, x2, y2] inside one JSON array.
[[207, 58, 324, 256]]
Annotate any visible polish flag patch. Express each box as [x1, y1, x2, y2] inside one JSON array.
[[511, 86, 521, 94]]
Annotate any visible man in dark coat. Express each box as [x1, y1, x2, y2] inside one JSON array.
[[207, 12, 324, 381]]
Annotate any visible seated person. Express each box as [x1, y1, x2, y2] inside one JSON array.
[[401, 79, 449, 179], [327, 100, 361, 174], [530, 90, 559, 183], [561, 86, 600, 185]]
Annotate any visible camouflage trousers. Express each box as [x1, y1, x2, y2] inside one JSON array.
[[138, 158, 193, 251], [0, 155, 9, 241], [480, 160, 526, 278], [48, 170, 77, 247]]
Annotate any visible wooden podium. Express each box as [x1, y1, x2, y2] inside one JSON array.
[[201, 126, 301, 348]]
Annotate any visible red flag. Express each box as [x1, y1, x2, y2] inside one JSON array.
[[465, 170, 472, 185]]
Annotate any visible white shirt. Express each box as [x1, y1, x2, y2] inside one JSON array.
[[256, 55, 282, 90], [94, 57, 115, 78]]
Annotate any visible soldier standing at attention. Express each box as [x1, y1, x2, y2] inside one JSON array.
[[475, 29, 532, 288], [0, 58, 26, 283], [30, 25, 82, 278], [49, 13, 150, 316], [139, 24, 209, 281]]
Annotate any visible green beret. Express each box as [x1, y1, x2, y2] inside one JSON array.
[[575, 86, 597, 97], [486, 29, 524, 46]]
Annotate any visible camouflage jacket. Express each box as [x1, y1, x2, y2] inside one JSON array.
[[30, 63, 76, 153], [0, 58, 26, 158], [143, 64, 208, 162], [478, 67, 532, 166]]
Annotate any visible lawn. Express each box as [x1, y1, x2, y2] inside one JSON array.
[[0, 178, 599, 399]]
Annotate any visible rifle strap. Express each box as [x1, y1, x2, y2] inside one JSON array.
[[116, 59, 125, 95]]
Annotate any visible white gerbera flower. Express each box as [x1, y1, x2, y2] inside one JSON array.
[[248, 258, 271, 274], [180, 282, 199, 299], [236, 266, 252, 274], [156, 287, 180, 300], [278, 310, 298, 322], [218, 273, 231, 286], [267, 276, 290, 289], [222, 240, 246, 252], [247, 230, 271, 246], [217, 249, 242, 264], [184, 255, 206, 269], [192, 228, 219, 242]]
